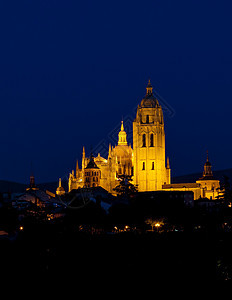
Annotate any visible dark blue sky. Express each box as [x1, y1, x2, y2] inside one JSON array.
[[0, 0, 232, 184]]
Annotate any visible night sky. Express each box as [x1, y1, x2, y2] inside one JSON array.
[[1, 0, 232, 184]]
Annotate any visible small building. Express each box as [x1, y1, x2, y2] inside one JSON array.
[[162, 152, 221, 200], [13, 174, 59, 209]]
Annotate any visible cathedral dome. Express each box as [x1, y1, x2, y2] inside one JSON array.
[[114, 144, 131, 158], [141, 96, 158, 108]]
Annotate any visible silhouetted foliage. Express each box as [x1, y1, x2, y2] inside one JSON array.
[[113, 175, 138, 199], [219, 175, 232, 206]]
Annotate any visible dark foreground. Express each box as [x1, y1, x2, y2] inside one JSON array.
[[1, 226, 232, 282]]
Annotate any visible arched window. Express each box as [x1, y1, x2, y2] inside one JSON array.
[[142, 134, 146, 147], [142, 162, 145, 170], [146, 115, 149, 123], [150, 133, 154, 147], [151, 162, 154, 170]]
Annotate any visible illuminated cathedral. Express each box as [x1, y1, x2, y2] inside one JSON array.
[[58, 80, 221, 200]]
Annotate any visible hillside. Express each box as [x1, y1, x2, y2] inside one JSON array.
[[172, 168, 232, 185], [1, 168, 232, 194], [0, 180, 68, 194]]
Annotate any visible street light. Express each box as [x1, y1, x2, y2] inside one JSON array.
[[155, 223, 161, 232]]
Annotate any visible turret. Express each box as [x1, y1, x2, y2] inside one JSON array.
[[84, 153, 101, 188], [166, 157, 171, 184], [56, 178, 65, 196], [76, 160, 80, 178], [118, 121, 127, 145], [167, 157, 170, 169]]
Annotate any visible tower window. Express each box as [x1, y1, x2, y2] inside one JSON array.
[[150, 133, 154, 147], [142, 134, 146, 147], [146, 115, 149, 123], [142, 162, 145, 170], [152, 162, 154, 170]]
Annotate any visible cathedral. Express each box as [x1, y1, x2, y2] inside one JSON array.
[[67, 80, 170, 195], [59, 80, 221, 200]]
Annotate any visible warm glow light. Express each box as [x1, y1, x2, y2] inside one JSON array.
[[155, 223, 160, 227], [19, 226, 23, 231]]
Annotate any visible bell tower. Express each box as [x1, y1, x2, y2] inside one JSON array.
[[133, 80, 170, 191]]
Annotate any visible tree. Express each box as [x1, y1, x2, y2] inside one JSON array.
[[217, 175, 232, 207], [113, 175, 138, 199], [145, 217, 165, 232]]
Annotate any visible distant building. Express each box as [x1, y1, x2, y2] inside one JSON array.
[[196, 151, 221, 199], [13, 174, 59, 209]]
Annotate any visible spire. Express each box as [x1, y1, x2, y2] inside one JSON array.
[[108, 143, 112, 158], [29, 161, 35, 189], [76, 160, 80, 177], [146, 79, 153, 96], [167, 157, 170, 169], [121, 120, 124, 131], [118, 121, 127, 145], [30, 174, 36, 189], [76, 159, 79, 171], [59, 178, 62, 187], [82, 146, 86, 169]]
